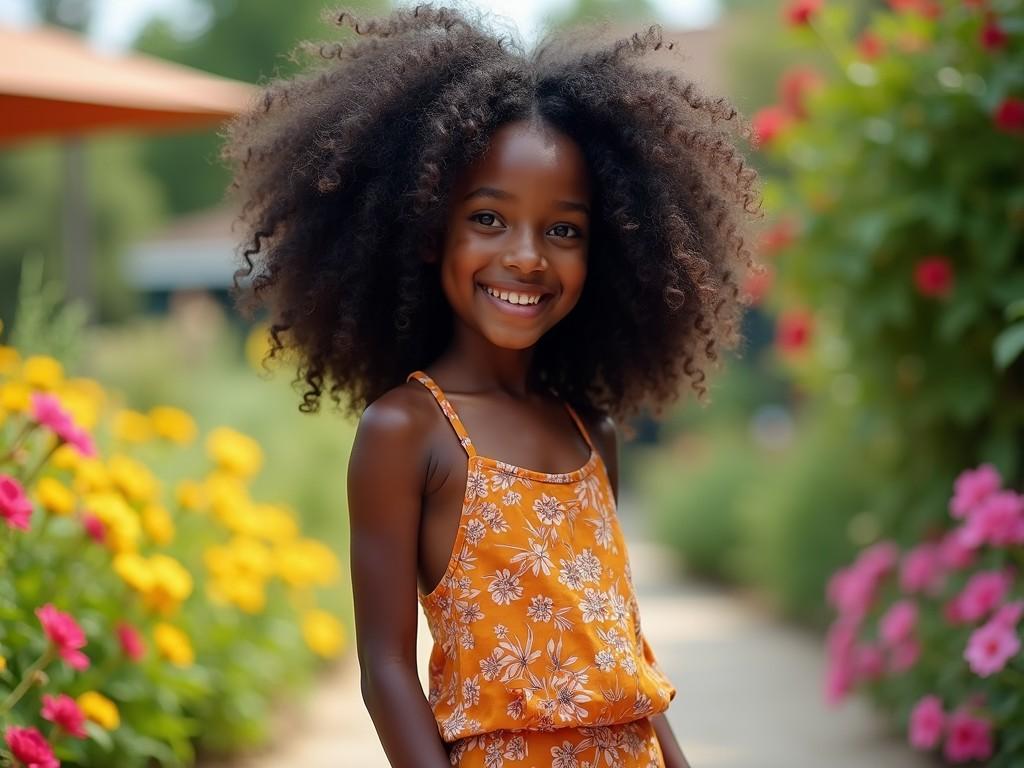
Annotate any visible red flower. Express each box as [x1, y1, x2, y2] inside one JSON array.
[[913, 256, 954, 298], [779, 66, 825, 120], [82, 512, 105, 543], [981, 17, 1008, 50], [4, 726, 59, 768], [36, 603, 90, 671], [857, 31, 885, 60], [117, 622, 146, 662], [995, 98, 1024, 133], [742, 266, 775, 305], [785, 0, 822, 26], [42, 693, 88, 739], [752, 105, 791, 148], [775, 309, 814, 354], [760, 218, 797, 256]]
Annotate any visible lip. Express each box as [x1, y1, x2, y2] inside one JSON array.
[[476, 282, 553, 318]]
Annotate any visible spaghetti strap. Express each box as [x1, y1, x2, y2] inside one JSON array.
[[562, 401, 596, 452], [406, 370, 477, 458]]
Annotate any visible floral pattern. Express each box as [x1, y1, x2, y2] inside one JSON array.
[[408, 371, 676, 767]]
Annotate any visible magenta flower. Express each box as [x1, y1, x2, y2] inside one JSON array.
[[4, 726, 59, 768], [965, 618, 1021, 677], [41, 693, 88, 739], [826, 566, 877, 622], [900, 542, 945, 594], [959, 490, 1023, 548], [909, 695, 945, 750], [0, 474, 33, 531], [823, 618, 857, 705], [938, 528, 976, 571], [955, 570, 1014, 623], [117, 622, 146, 662], [950, 464, 1001, 520], [992, 600, 1024, 630], [81, 513, 105, 543], [943, 709, 994, 764], [858, 540, 900, 580], [880, 600, 918, 646], [29, 391, 96, 458], [853, 643, 885, 682], [36, 603, 89, 671]]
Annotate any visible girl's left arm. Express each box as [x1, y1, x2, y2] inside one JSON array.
[[590, 413, 692, 768]]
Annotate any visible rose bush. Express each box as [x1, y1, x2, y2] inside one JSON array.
[[0, 321, 347, 767]]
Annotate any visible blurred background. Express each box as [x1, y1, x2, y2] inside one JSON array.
[[0, 0, 1021, 766]]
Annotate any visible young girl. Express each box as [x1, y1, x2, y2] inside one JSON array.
[[222, 5, 759, 766]]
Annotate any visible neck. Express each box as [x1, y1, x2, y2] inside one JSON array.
[[432, 323, 538, 397]]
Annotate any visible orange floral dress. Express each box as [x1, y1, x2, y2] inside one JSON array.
[[407, 370, 677, 768]]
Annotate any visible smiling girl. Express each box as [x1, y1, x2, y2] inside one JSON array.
[[222, 5, 760, 766]]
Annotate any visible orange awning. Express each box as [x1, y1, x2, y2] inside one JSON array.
[[0, 24, 255, 144]]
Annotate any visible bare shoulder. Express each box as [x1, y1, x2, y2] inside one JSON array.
[[584, 410, 618, 461]]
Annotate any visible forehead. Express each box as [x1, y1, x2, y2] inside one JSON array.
[[455, 120, 590, 198]]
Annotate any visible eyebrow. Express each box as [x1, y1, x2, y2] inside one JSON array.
[[463, 186, 590, 215]]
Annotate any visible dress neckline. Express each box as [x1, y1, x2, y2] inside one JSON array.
[[470, 445, 600, 484]]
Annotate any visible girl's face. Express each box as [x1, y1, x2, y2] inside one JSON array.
[[436, 120, 591, 351]]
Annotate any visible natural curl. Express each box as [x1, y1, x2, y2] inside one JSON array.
[[221, 3, 762, 422]]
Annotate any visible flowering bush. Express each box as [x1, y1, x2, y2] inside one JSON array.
[[0, 326, 347, 767], [825, 464, 1024, 765], [752, 0, 1024, 533]]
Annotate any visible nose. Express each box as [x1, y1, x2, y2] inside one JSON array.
[[500, 230, 546, 272]]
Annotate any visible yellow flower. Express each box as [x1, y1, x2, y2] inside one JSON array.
[[86, 492, 140, 552], [52, 444, 82, 471], [22, 355, 63, 390], [108, 454, 160, 504], [61, 378, 106, 429], [145, 554, 193, 614], [222, 577, 266, 614], [277, 539, 342, 589], [77, 691, 119, 730], [74, 458, 113, 494], [0, 346, 20, 376], [113, 409, 152, 444], [251, 503, 299, 542], [0, 655, 6, 672], [149, 406, 197, 445], [154, 623, 194, 667], [35, 477, 76, 516], [113, 552, 154, 593], [175, 479, 207, 512], [141, 504, 175, 545], [0, 381, 30, 412], [301, 610, 346, 658], [206, 427, 263, 478]]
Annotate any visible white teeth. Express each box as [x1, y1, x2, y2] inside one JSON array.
[[483, 286, 542, 305]]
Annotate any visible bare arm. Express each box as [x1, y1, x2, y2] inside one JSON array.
[[590, 414, 691, 768], [347, 394, 451, 767]]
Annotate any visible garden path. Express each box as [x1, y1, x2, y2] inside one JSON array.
[[204, 491, 933, 768]]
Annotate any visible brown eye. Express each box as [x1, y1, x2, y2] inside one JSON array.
[[470, 212, 503, 228], [548, 223, 582, 239]]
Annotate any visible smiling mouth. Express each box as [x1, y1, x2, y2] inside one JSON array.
[[476, 283, 553, 315]]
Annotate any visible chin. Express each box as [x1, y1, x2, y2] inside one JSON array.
[[481, 327, 542, 350]]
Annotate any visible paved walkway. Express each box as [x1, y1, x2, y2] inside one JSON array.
[[205, 493, 931, 768]]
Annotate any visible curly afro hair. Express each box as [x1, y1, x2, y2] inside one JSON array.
[[221, 3, 762, 422]]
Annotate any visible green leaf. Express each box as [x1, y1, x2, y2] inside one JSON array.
[[994, 322, 1024, 370], [85, 721, 113, 750]]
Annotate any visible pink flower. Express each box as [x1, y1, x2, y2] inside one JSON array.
[[909, 695, 945, 750], [752, 105, 791, 148], [858, 540, 900, 580], [785, 0, 822, 26], [950, 464, 1001, 520], [827, 566, 876, 622], [938, 528, 975, 570], [943, 709, 994, 763], [888, 637, 921, 673], [913, 256, 954, 298], [992, 600, 1024, 629], [824, 618, 857, 705], [117, 622, 146, 662], [853, 643, 886, 682], [965, 618, 1021, 677], [956, 570, 1014, 622], [82, 513, 105, 543], [900, 542, 945, 595], [775, 308, 814, 354], [778, 66, 824, 120], [29, 392, 96, 459], [36, 603, 89, 671], [4, 726, 59, 768], [0, 474, 34, 531], [995, 97, 1024, 134], [960, 490, 1024, 548], [41, 693, 87, 739], [880, 600, 918, 646]]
